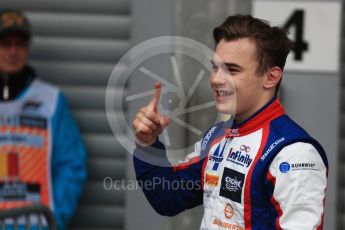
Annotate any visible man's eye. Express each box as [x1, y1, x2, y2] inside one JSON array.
[[227, 68, 239, 74], [211, 65, 218, 72], [0, 40, 28, 48], [0, 41, 11, 47]]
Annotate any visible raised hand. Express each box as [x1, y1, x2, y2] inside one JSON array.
[[132, 82, 170, 146]]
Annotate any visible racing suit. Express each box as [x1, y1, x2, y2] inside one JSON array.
[[0, 67, 87, 229], [134, 97, 328, 230]]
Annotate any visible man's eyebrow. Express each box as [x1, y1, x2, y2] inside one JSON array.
[[223, 62, 242, 70], [210, 60, 243, 70]]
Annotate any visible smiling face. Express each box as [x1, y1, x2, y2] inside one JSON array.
[[210, 38, 274, 123], [0, 32, 29, 74]]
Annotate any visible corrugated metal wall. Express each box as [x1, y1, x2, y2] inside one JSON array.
[[339, 1, 345, 228], [0, 1, 130, 229]]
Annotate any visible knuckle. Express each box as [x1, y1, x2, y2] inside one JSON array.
[[144, 109, 154, 118], [139, 107, 147, 114]]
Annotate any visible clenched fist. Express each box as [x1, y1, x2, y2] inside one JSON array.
[[132, 82, 170, 146]]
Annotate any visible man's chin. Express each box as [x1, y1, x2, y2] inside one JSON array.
[[215, 104, 236, 115], [1, 66, 23, 74]]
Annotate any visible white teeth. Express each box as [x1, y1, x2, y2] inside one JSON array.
[[217, 91, 232, 96]]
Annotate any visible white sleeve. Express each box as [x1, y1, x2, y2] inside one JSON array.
[[172, 141, 202, 166], [268, 142, 327, 230]]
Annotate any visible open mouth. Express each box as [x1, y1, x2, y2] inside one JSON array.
[[216, 90, 234, 96]]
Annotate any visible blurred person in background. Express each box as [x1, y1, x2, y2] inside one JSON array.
[[0, 9, 86, 229], [132, 15, 328, 229]]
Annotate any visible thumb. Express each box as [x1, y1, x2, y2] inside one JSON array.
[[148, 82, 161, 112]]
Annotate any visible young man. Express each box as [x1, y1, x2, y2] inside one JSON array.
[[133, 15, 328, 229], [0, 10, 86, 229]]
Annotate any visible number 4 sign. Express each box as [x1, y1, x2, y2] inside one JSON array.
[[253, 1, 341, 73]]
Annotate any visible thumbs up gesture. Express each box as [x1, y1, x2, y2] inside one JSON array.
[[133, 82, 170, 146]]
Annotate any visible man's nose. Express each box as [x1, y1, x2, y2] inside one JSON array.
[[9, 45, 20, 54], [211, 69, 227, 85]]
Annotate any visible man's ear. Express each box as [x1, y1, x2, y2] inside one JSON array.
[[263, 66, 282, 89]]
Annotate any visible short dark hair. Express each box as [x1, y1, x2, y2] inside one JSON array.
[[213, 14, 292, 76]]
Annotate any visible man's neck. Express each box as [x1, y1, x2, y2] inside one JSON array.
[[0, 66, 34, 101], [235, 95, 276, 125]]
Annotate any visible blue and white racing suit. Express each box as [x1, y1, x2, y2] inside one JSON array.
[[134, 97, 328, 230]]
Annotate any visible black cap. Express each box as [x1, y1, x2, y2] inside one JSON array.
[[0, 10, 31, 40]]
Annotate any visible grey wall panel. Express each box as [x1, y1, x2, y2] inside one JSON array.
[[338, 216, 345, 230], [341, 91, 345, 111], [31, 61, 116, 87], [27, 13, 130, 39], [339, 139, 345, 162], [62, 87, 107, 110], [72, 111, 113, 134], [70, 205, 124, 228], [30, 37, 129, 62], [0, 0, 130, 14], [71, 229, 122, 230], [341, 114, 345, 134], [340, 6, 344, 227], [80, 182, 125, 206], [61, 87, 123, 111], [341, 2, 345, 226], [339, 165, 345, 187], [339, 189, 345, 211], [82, 134, 126, 159], [342, 66, 345, 87], [88, 159, 125, 181]]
